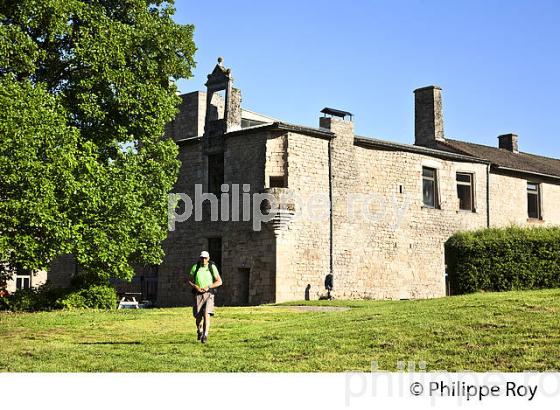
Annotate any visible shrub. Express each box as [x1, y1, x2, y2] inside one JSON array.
[[0, 278, 118, 312], [7, 288, 39, 312], [0, 295, 10, 311], [1, 282, 69, 312], [57, 284, 117, 310], [446, 226, 560, 294], [36, 283, 69, 310]]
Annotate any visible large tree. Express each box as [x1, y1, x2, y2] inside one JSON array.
[[0, 0, 195, 283]]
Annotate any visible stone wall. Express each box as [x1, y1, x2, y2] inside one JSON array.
[[253, 117, 494, 302], [158, 130, 277, 306], [277, 117, 491, 301], [345, 148, 488, 299], [45, 254, 75, 288], [166, 91, 206, 141], [489, 171, 560, 227], [274, 131, 331, 302], [265, 133, 287, 186]]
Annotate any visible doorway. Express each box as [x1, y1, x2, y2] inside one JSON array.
[[238, 268, 250, 305]]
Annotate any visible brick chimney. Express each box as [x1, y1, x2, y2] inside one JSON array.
[[498, 133, 519, 153], [414, 85, 445, 147]]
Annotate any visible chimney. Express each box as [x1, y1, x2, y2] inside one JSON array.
[[414, 85, 445, 147], [320, 107, 354, 146], [498, 133, 519, 153]]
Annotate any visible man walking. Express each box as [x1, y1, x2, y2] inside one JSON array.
[[188, 251, 222, 343]]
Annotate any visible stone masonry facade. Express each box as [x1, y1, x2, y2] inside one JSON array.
[[42, 59, 560, 306]]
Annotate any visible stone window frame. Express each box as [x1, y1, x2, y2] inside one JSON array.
[[527, 181, 542, 220], [456, 171, 476, 212], [422, 166, 440, 209]]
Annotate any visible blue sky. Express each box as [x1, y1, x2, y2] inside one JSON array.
[[174, 0, 560, 158]]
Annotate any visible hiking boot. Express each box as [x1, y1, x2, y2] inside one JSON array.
[[201, 335, 208, 344]]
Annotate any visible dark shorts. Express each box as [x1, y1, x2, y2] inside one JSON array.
[[192, 292, 215, 318]]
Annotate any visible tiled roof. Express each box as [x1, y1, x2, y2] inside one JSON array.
[[436, 139, 560, 178], [355, 136, 489, 164]]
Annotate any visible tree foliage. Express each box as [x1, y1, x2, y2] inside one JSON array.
[[0, 0, 195, 282]]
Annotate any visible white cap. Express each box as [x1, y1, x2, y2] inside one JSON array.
[[199, 251, 210, 258]]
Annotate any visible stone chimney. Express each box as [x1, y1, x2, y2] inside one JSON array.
[[319, 116, 354, 147], [498, 133, 519, 153], [319, 108, 354, 146], [414, 85, 445, 147]]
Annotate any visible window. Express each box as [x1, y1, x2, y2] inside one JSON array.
[[422, 167, 438, 208], [456, 173, 474, 211], [15, 275, 31, 290], [527, 182, 541, 219], [269, 176, 286, 188], [207, 237, 222, 273], [207, 153, 224, 196]]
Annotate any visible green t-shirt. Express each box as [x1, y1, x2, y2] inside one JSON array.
[[189, 263, 219, 289]]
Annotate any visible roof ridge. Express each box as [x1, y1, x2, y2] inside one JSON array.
[[436, 139, 476, 156], [519, 150, 560, 163]]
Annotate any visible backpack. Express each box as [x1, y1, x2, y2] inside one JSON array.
[[191, 261, 218, 295]]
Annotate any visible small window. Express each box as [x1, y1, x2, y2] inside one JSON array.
[[422, 167, 438, 208], [269, 176, 286, 188], [527, 182, 541, 219], [15, 275, 31, 290], [456, 173, 474, 211], [207, 153, 224, 196]]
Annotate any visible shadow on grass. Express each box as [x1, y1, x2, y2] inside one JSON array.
[[79, 340, 200, 345], [80, 341, 143, 345]]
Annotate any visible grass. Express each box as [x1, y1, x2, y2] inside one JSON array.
[[1, 289, 559, 372]]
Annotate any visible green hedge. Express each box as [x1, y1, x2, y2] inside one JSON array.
[[446, 226, 560, 294], [57, 284, 118, 310]]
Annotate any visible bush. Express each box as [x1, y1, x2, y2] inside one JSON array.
[[6, 288, 40, 312], [446, 226, 560, 294], [57, 284, 117, 310], [0, 278, 118, 312], [1, 282, 69, 312], [0, 296, 8, 310]]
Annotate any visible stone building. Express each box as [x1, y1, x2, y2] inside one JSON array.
[[36, 59, 560, 305]]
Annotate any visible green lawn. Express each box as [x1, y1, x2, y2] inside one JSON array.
[[1, 289, 559, 372]]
